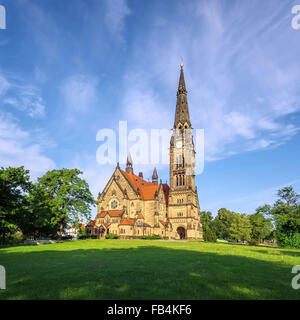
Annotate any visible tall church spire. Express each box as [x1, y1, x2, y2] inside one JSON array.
[[174, 62, 191, 128]]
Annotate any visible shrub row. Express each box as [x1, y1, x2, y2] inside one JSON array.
[[141, 234, 161, 240], [105, 233, 118, 239]]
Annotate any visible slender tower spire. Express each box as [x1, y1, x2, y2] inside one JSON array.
[[126, 152, 133, 174], [174, 60, 191, 128], [152, 167, 158, 185]]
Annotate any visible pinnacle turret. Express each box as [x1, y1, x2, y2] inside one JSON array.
[[126, 152, 133, 174]]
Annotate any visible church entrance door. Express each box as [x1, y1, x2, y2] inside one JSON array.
[[177, 227, 186, 240]]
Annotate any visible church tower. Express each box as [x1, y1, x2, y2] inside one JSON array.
[[168, 63, 202, 240]]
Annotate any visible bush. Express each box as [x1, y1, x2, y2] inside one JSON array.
[[142, 234, 161, 240], [105, 233, 118, 239], [248, 239, 259, 246], [78, 234, 88, 240], [203, 228, 217, 242], [278, 232, 300, 248]]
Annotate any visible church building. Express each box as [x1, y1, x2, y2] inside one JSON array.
[[86, 64, 203, 240]]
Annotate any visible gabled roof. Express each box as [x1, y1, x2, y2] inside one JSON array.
[[121, 170, 160, 200], [136, 213, 144, 220], [97, 210, 123, 218], [120, 218, 135, 225], [87, 220, 96, 227]]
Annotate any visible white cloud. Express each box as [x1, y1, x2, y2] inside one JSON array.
[[0, 74, 10, 96], [104, 0, 131, 39], [61, 75, 98, 114], [0, 113, 55, 180], [4, 88, 46, 118], [119, 0, 300, 162], [0, 73, 46, 118], [121, 72, 170, 128]]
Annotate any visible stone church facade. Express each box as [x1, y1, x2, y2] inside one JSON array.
[[86, 65, 203, 240]]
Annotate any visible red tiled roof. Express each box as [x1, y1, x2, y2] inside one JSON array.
[[120, 218, 135, 225], [87, 220, 96, 227], [97, 210, 123, 218], [121, 170, 162, 200], [137, 213, 144, 219]]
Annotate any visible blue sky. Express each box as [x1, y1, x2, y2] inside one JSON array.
[[0, 0, 300, 217]]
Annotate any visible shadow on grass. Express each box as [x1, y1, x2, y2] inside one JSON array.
[[0, 246, 299, 300]]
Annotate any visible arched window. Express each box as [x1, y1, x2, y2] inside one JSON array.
[[179, 175, 182, 186], [176, 175, 178, 186], [182, 175, 185, 185]]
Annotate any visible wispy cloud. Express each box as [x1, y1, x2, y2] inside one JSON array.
[[0, 112, 55, 179], [0, 74, 10, 96], [0, 73, 46, 118], [119, 0, 300, 162], [61, 75, 99, 115], [104, 0, 131, 40]]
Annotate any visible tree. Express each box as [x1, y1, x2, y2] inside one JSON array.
[[20, 183, 57, 239], [213, 208, 235, 240], [257, 186, 300, 247], [0, 167, 31, 244], [249, 212, 273, 243], [200, 211, 217, 242], [34, 169, 96, 238], [229, 213, 251, 242]]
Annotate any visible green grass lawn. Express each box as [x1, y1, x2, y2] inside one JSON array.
[[0, 239, 299, 300]]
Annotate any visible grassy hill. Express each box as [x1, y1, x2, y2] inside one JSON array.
[[0, 240, 299, 300]]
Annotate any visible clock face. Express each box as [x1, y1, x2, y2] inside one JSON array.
[[176, 140, 182, 148], [111, 200, 119, 209]]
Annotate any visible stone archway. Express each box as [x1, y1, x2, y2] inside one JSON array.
[[177, 227, 186, 240]]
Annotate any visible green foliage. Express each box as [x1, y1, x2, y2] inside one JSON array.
[[229, 213, 251, 242], [105, 233, 118, 239], [248, 239, 259, 246], [0, 166, 31, 244], [21, 183, 57, 239], [78, 227, 86, 238], [33, 168, 96, 238], [249, 212, 273, 242], [257, 186, 300, 248], [213, 208, 235, 240], [277, 232, 300, 249], [0, 166, 96, 242], [141, 234, 161, 240], [200, 211, 217, 242]]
